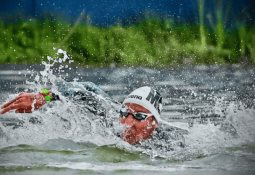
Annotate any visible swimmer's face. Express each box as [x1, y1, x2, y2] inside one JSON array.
[[119, 103, 158, 144]]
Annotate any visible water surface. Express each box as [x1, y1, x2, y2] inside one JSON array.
[[0, 63, 254, 175]]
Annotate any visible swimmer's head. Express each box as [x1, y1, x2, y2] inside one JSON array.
[[118, 86, 163, 144], [122, 86, 163, 123]]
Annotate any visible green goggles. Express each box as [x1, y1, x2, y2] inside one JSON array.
[[118, 106, 152, 121], [40, 88, 60, 102]]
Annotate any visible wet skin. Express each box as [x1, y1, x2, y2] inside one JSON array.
[[0, 93, 46, 114], [120, 103, 158, 144]]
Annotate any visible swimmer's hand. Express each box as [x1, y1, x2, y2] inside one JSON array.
[[0, 93, 46, 114]]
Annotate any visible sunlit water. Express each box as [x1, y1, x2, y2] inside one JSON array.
[[0, 50, 254, 175]]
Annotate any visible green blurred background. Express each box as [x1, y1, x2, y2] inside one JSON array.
[[0, 0, 254, 66]]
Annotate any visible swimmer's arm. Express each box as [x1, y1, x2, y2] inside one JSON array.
[[0, 92, 53, 114]]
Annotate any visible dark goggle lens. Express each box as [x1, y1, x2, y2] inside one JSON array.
[[119, 108, 128, 117], [132, 113, 147, 120], [119, 111, 128, 117]]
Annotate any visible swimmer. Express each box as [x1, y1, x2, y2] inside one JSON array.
[[0, 85, 183, 145]]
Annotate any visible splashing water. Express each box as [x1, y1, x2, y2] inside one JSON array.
[[0, 49, 255, 174], [27, 48, 74, 92], [0, 49, 121, 147], [184, 101, 255, 158], [4, 50, 92, 145]]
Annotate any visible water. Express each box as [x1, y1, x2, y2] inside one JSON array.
[[0, 51, 254, 174]]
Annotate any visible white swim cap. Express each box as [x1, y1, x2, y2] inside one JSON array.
[[123, 86, 163, 123]]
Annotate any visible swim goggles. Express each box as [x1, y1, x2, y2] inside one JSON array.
[[118, 106, 153, 121]]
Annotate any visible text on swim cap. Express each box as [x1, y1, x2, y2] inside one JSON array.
[[128, 95, 142, 100], [146, 89, 162, 113]]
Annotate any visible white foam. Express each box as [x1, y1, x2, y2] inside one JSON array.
[[48, 162, 185, 172]]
